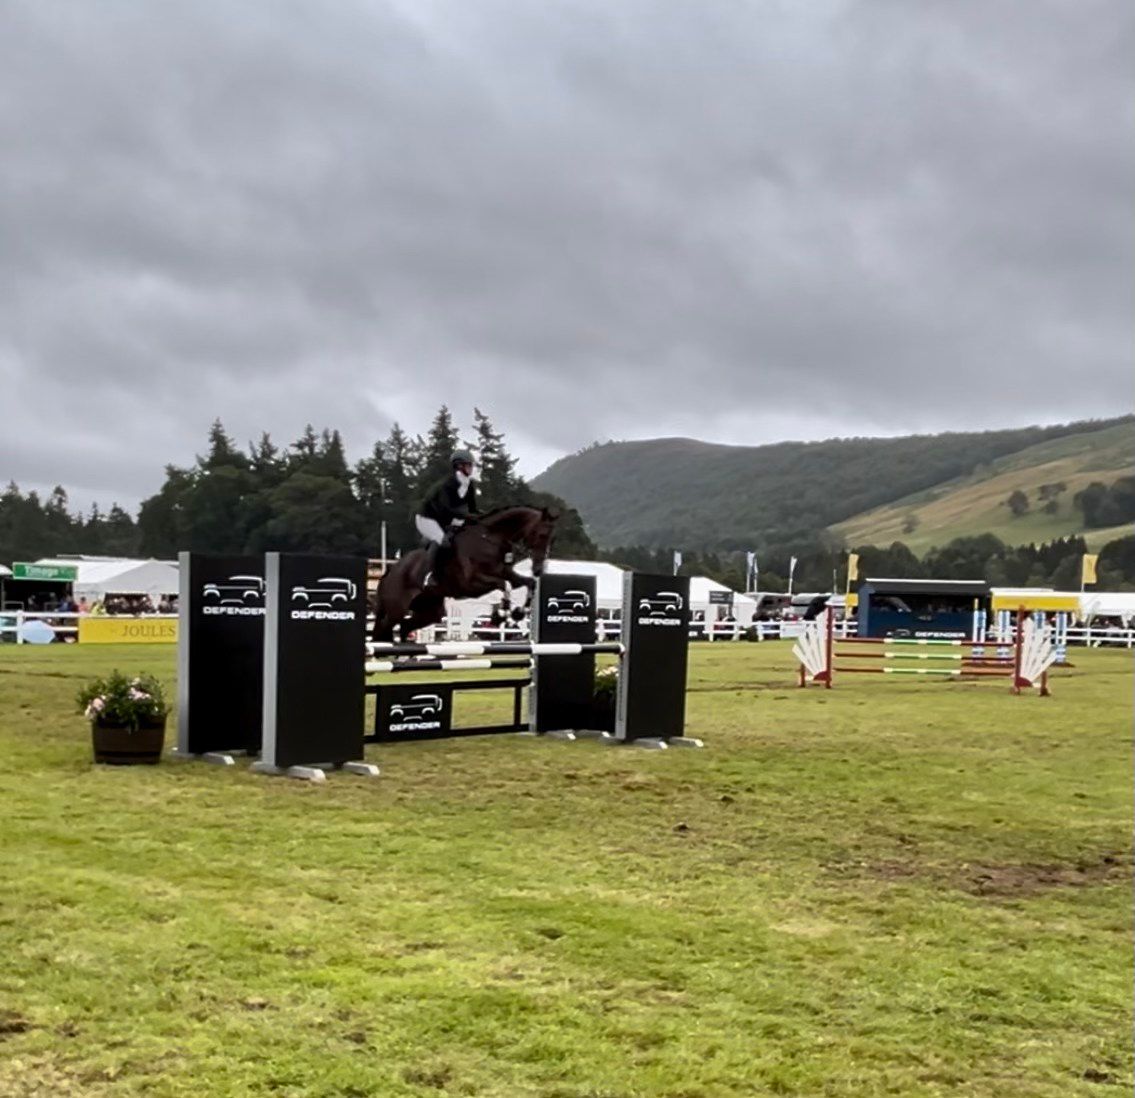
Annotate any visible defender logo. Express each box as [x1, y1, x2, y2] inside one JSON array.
[[290, 577, 358, 620], [388, 693, 444, 733], [202, 574, 265, 616], [547, 590, 590, 613], [637, 591, 684, 627], [546, 588, 591, 623]]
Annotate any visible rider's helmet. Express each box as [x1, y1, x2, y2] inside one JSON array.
[[452, 449, 475, 471]]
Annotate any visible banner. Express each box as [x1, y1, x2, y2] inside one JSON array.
[[672, 550, 683, 575], [13, 562, 78, 581], [847, 552, 859, 587], [1081, 554, 1098, 586], [746, 551, 757, 590], [79, 616, 178, 644]]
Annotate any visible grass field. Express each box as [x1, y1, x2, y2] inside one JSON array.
[[1, 641, 1131, 1097]]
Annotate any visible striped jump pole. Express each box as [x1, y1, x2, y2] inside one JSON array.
[[365, 657, 534, 674], [366, 641, 624, 657]]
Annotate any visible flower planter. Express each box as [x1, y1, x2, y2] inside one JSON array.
[[91, 717, 167, 765]]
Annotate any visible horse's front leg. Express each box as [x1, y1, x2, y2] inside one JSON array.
[[502, 568, 536, 620]]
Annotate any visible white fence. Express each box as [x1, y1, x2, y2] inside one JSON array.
[[4, 609, 1134, 648]]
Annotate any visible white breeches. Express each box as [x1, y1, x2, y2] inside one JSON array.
[[415, 515, 446, 544]]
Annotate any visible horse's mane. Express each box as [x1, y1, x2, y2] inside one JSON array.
[[477, 505, 541, 526]]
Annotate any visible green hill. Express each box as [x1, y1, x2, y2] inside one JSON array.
[[530, 416, 1133, 551], [831, 421, 1135, 553]]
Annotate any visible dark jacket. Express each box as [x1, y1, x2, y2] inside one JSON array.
[[419, 473, 479, 526]]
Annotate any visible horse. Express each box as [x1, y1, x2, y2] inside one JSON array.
[[370, 506, 559, 642]]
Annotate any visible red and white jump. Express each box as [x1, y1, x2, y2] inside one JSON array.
[[793, 607, 1058, 695]]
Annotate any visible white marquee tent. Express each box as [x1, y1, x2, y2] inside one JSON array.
[[31, 557, 179, 601]]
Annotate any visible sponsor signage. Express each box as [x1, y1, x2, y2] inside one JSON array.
[[262, 553, 368, 770], [177, 553, 266, 757], [12, 562, 79, 582], [532, 573, 598, 733], [375, 683, 454, 740], [708, 590, 733, 606], [616, 573, 690, 742], [79, 617, 178, 645]]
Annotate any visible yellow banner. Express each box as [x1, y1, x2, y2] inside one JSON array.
[[78, 617, 179, 645], [991, 593, 1080, 613], [846, 552, 859, 585], [1081, 554, 1098, 586]]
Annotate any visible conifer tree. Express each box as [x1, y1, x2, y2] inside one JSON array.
[[418, 406, 461, 491]]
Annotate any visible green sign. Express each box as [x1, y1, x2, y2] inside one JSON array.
[[12, 562, 79, 582]]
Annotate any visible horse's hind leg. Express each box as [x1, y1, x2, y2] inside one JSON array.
[[399, 591, 446, 642]]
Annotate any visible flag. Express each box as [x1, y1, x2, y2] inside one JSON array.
[[788, 555, 798, 579], [1081, 553, 1098, 586], [847, 552, 859, 585], [745, 550, 757, 589], [673, 550, 683, 575]]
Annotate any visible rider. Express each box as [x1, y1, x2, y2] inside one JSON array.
[[416, 449, 479, 581]]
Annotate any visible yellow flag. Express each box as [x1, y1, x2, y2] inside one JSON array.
[[847, 553, 859, 584], [1081, 554, 1098, 585]]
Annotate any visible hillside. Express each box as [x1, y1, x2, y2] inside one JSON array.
[[531, 416, 1133, 551], [830, 421, 1135, 553]]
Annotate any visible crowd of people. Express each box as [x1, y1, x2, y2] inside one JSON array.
[[17, 593, 177, 616]]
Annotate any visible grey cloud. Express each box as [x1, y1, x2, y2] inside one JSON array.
[[1, 0, 1130, 510]]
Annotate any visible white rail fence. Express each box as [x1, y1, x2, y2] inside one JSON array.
[[3, 610, 1133, 648]]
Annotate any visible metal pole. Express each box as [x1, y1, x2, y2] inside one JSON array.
[[379, 477, 390, 571]]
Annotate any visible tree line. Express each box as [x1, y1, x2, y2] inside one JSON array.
[[0, 408, 595, 565], [608, 533, 1135, 594], [2, 408, 1133, 591]]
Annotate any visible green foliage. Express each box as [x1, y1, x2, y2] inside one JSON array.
[[0, 482, 140, 563], [1075, 476, 1135, 528], [1006, 489, 1030, 516], [75, 670, 167, 730]]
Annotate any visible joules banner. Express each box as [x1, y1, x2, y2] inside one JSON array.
[[78, 617, 178, 644]]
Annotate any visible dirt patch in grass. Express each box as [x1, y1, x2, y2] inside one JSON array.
[[956, 856, 1131, 897], [833, 853, 1132, 898]]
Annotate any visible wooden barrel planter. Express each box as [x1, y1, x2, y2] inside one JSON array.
[[91, 718, 167, 765]]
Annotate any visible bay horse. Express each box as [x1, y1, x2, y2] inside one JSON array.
[[371, 506, 559, 642]]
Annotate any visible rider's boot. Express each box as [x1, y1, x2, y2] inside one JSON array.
[[423, 534, 454, 589]]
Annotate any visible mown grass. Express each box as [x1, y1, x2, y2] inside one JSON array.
[[0, 641, 1131, 1097]]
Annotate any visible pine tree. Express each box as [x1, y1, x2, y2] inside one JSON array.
[[248, 433, 285, 487], [318, 428, 352, 484], [138, 466, 193, 557], [103, 504, 140, 556], [418, 406, 461, 491], [472, 407, 518, 508], [287, 425, 321, 472], [201, 419, 245, 470]]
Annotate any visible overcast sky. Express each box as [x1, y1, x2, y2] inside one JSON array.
[[2, 0, 1131, 511]]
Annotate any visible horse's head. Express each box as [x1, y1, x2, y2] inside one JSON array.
[[525, 506, 559, 576]]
